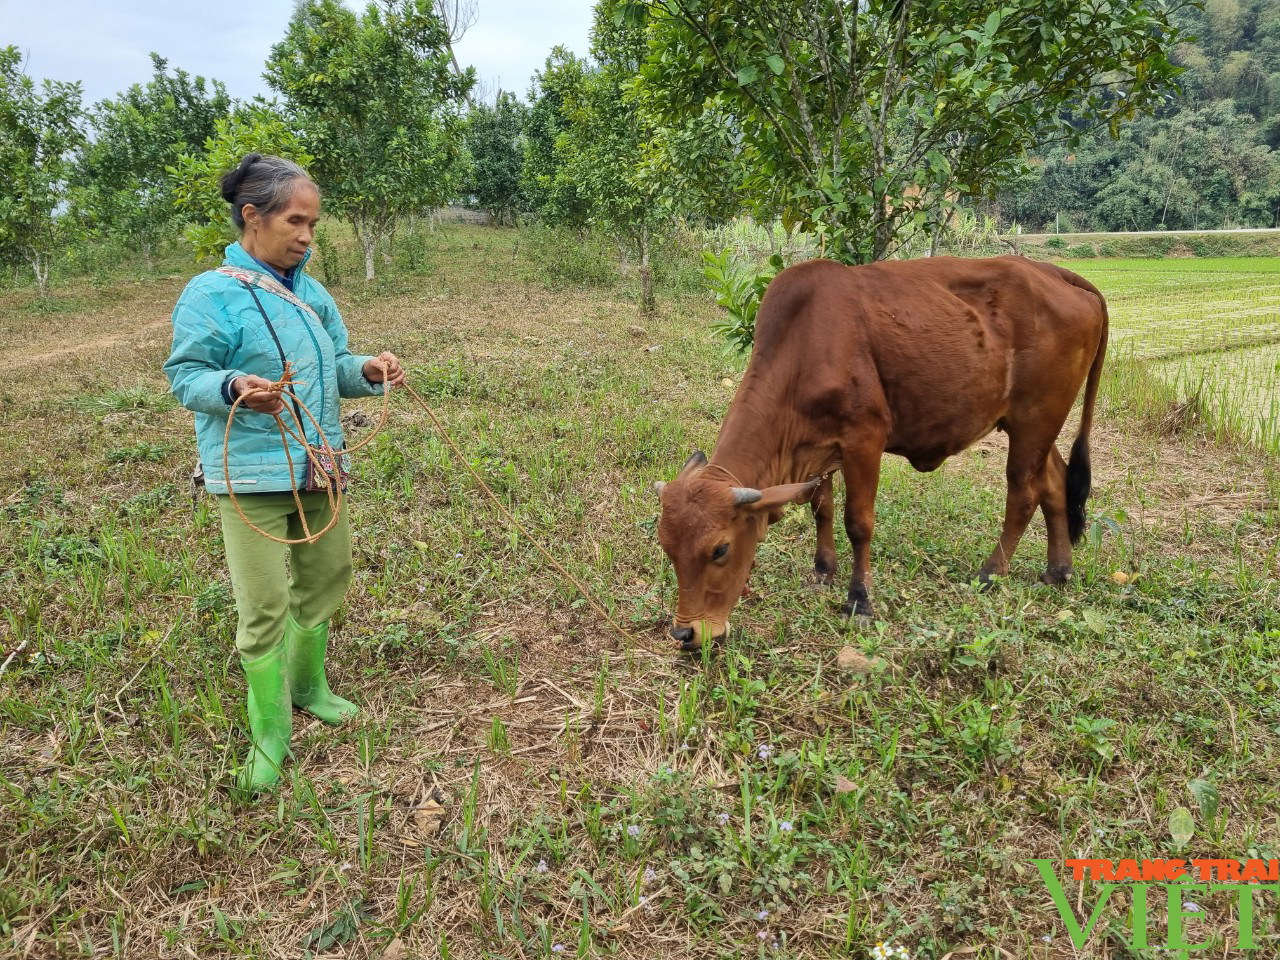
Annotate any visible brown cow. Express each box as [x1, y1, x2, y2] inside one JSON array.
[[656, 255, 1108, 651]]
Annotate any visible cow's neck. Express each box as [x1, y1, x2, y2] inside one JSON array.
[[711, 378, 827, 490]]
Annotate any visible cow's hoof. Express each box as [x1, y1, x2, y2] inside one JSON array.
[[840, 600, 875, 620], [1039, 566, 1072, 586], [975, 571, 1004, 592], [811, 568, 837, 588]]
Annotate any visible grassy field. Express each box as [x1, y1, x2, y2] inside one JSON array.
[[1, 229, 1279, 959]]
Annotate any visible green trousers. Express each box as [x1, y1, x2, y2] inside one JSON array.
[[216, 493, 353, 658]]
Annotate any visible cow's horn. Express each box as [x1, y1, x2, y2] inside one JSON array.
[[653, 480, 666, 497], [731, 487, 763, 505], [679, 450, 708, 477]]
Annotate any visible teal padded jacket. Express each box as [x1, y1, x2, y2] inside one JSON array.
[[164, 242, 384, 494]]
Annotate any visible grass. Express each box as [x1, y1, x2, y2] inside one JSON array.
[[1, 227, 1279, 959]]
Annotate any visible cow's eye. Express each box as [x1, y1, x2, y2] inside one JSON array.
[[711, 543, 729, 562]]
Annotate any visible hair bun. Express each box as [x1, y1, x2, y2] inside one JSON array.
[[219, 153, 263, 203]]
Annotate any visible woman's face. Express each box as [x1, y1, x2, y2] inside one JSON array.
[[242, 181, 320, 272]]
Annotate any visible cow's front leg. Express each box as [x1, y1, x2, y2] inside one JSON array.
[[810, 474, 837, 585], [838, 450, 882, 620]]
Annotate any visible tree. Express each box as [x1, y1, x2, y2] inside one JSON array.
[[563, 0, 675, 310], [169, 102, 313, 263], [266, 0, 474, 281], [75, 54, 229, 268], [631, 0, 1188, 263], [522, 47, 593, 225], [0, 46, 85, 295], [465, 91, 529, 225]]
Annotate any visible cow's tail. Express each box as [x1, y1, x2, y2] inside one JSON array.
[[1066, 282, 1109, 546]]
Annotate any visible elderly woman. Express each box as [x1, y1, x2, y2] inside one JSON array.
[[164, 153, 405, 793]]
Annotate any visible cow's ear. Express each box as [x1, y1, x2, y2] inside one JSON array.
[[679, 450, 708, 477], [741, 478, 821, 513]]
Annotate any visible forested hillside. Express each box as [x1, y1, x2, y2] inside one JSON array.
[[999, 0, 1280, 232]]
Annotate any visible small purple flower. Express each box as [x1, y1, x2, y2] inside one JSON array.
[[1184, 901, 1202, 912], [779, 821, 793, 832], [757, 909, 769, 921], [717, 812, 730, 825], [552, 945, 565, 955], [638, 895, 649, 907], [758, 930, 770, 942], [536, 859, 549, 874], [627, 824, 641, 837], [757, 744, 773, 761], [643, 867, 657, 884]]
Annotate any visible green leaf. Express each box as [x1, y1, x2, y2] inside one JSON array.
[[1082, 608, 1106, 635], [1188, 780, 1220, 821], [736, 65, 760, 86], [1168, 807, 1195, 851], [765, 55, 786, 76]]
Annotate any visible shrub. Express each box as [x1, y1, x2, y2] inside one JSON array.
[[702, 247, 784, 354]]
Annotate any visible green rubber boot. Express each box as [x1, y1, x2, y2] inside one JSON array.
[[237, 640, 293, 794], [285, 616, 358, 725]]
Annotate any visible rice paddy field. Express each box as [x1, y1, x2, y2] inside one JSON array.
[[1065, 258, 1280, 452], [1, 229, 1278, 960]]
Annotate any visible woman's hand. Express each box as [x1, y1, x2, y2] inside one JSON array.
[[231, 375, 286, 415], [363, 351, 406, 388]]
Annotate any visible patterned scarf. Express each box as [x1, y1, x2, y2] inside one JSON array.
[[216, 264, 321, 324]]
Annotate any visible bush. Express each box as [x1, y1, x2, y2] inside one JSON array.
[[650, 231, 706, 297], [1065, 243, 1097, 258], [702, 247, 784, 354], [1044, 236, 1067, 249], [312, 225, 343, 286], [521, 226, 618, 290]]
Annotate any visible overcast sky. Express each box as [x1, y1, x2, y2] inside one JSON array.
[[1, 0, 593, 108]]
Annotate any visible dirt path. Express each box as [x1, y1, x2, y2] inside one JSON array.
[[0, 317, 171, 372]]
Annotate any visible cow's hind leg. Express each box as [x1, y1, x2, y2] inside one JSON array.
[[839, 441, 884, 619], [810, 474, 837, 585], [1039, 446, 1073, 585], [978, 432, 1051, 585]]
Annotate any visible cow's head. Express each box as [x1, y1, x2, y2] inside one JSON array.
[[656, 451, 819, 650]]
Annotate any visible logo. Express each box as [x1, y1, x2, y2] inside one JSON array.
[[1034, 858, 1279, 950]]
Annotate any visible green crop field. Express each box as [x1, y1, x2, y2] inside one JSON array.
[[1, 230, 1278, 959], [1068, 259, 1280, 453]]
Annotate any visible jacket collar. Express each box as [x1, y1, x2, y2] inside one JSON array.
[[223, 240, 312, 279]]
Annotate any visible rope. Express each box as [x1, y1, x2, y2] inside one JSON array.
[[222, 362, 657, 654], [222, 360, 392, 545]]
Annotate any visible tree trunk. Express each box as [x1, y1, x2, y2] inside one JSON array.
[[352, 218, 377, 282], [638, 224, 655, 314], [31, 251, 48, 297]]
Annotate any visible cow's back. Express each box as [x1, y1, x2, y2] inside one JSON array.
[[747, 256, 1107, 469]]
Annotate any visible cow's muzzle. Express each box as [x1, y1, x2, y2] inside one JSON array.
[[670, 621, 727, 652]]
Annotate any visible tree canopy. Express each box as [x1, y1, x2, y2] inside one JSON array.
[[266, 0, 473, 280], [630, 0, 1189, 262]]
